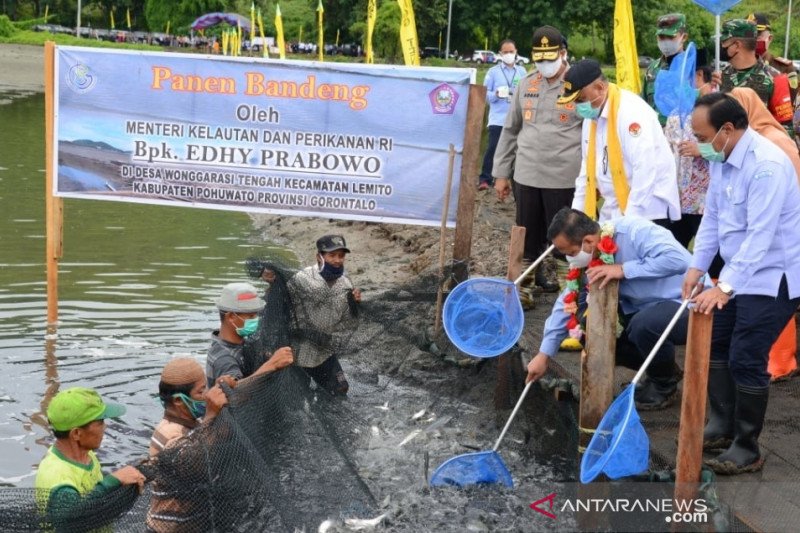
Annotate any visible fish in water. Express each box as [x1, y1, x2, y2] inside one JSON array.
[[411, 409, 426, 420], [398, 429, 421, 447], [375, 402, 389, 411], [344, 513, 387, 530]]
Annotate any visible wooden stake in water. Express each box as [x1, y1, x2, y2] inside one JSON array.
[[434, 144, 456, 336], [45, 41, 63, 327]]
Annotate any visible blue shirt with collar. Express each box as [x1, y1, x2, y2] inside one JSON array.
[[539, 216, 692, 357], [483, 62, 527, 126], [691, 127, 800, 298]]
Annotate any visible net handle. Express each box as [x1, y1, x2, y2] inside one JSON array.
[[630, 283, 702, 385], [493, 380, 533, 451], [513, 245, 555, 286]]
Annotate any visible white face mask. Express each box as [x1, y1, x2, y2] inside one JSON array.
[[536, 56, 563, 78], [501, 52, 517, 65], [657, 38, 682, 57], [565, 247, 592, 269]]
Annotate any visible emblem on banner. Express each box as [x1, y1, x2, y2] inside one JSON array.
[[66, 63, 97, 94], [429, 83, 459, 115]]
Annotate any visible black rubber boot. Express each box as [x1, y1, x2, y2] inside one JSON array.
[[534, 268, 559, 293], [705, 384, 768, 475], [634, 360, 681, 411], [703, 361, 735, 451]]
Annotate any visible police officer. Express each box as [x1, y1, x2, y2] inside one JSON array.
[[717, 19, 794, 137], [642, 13, 688, 125], [747, 12, 797, 104], [493, 26, 582, 294]]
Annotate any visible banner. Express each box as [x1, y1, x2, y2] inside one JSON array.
[[53, 47, 473, 226], [613, 0, 641, 93], [396, 0, 420, 66], [366, 0, 376, 64]]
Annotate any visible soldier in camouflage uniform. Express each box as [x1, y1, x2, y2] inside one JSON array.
[[748, 13, 797, 104], [642, 13, 688, 126], [718, 19, 794, 137]]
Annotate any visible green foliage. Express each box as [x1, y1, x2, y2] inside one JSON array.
[[12, 16, 48, 31], [373, 0, 400, 62], [0, 15, 17, 38], [0, 29, 159, 49]]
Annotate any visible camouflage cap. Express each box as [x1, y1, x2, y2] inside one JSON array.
[[746, 13, 770, 32], [720, 19, 757, 42], [532, 26, 565, 61], [656, 13, 687, 37]]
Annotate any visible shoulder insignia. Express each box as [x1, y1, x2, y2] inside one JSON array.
[[753, 169, 773, 180], [774, 56, 792, 66]]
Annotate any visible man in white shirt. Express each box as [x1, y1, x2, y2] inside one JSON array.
[[558, 59, 681, 225]]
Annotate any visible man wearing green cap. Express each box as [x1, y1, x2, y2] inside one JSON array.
[[35, 387, 145, 527], [718, 18, 794, 135], [642, 13, 688, 125]]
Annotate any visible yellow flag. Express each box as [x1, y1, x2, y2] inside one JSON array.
[[336, 29, 340, 47], [366, 0, 376, 64], [613, 0, 641, 93], [275, 4, 286, 60], [396, 0, 420, 66], [44, 4, 49, 21], [317, 0, 324, 62], [251, 2, 256, 40], [222, 30, 229, 56], [165, 20, 170, 35], [299, 27, 303, 43], [126, 8, 131, 29], [258, 10, 267, 58], [110, 8, 115, 30]]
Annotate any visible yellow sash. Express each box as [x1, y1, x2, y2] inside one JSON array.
[[585, 83, 630, 220]]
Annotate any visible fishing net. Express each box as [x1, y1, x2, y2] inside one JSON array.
[[442, 278, 524, 358], [429, 450, 513, 488]]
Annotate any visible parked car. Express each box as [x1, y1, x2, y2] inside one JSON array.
[[471, 50, 496, 64], [638, 55, 654, 68], [420, 47, 445, 59], [495, 54, 529, 66]]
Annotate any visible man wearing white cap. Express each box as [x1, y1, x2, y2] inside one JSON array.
[[207, 282, 293, 388]]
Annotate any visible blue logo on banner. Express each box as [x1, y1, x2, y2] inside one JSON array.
[[429, 83, 458, 115], [67, 64, 96, 94]]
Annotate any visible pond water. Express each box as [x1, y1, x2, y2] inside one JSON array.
[[0, 91, 294, 485]]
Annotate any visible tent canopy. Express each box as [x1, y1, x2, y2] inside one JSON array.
[[191, 12, 251, 32]]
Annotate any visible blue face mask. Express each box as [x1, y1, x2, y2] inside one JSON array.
[[576, 100, 600, 120], [319, 260, 345, 281], [235, 316, 260, 337], [698, 127, 729, 163], [174, 393, 206, 419]]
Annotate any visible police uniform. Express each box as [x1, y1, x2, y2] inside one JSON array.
[[719, 19, 794, 137], [642, 13, 687, 126], [493, 26, 582, 265]]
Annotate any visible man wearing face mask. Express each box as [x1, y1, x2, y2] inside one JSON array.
[[747, 13, 797, 108], [642, 13, 688, 126], [207, 282, 294, 388], [717, 19, 794, 138], [493, 26, 582, 294], [683, 93, 800, 474], [287, 235, 361, 396], [525, 207, 697, 410], [478, 39, 527, 191], [560, 59, 681, 224]]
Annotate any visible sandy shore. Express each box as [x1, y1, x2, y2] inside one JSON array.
[[0, 44, 45, 92]]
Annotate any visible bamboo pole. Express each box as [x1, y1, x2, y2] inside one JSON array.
[[674, 312, 713, 505], [493, 225, 526, 410], [45, 41, 63, 326], [451, 84, 486, 282], [433, 144, 457, 335]]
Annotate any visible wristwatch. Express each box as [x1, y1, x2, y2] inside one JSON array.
[[717, 281, 734, 296]]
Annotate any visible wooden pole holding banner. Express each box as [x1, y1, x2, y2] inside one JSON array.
[[45, 41, 63, 326], [494, 225, 526, 410], [674, 312, 713, 506], [433, 144, 457, 336], [452, 84, 486, 282], [578, 280, 619, 457]]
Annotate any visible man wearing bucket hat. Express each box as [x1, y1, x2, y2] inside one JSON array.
[[642, 13, 688, 125], [35, 388, 146, 524], [717, 19, 794, 136], [207, 282, 294, 388], [287, 234, 360, 396], [493, 25, 582, 297], [560, 59, 681, 225]]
